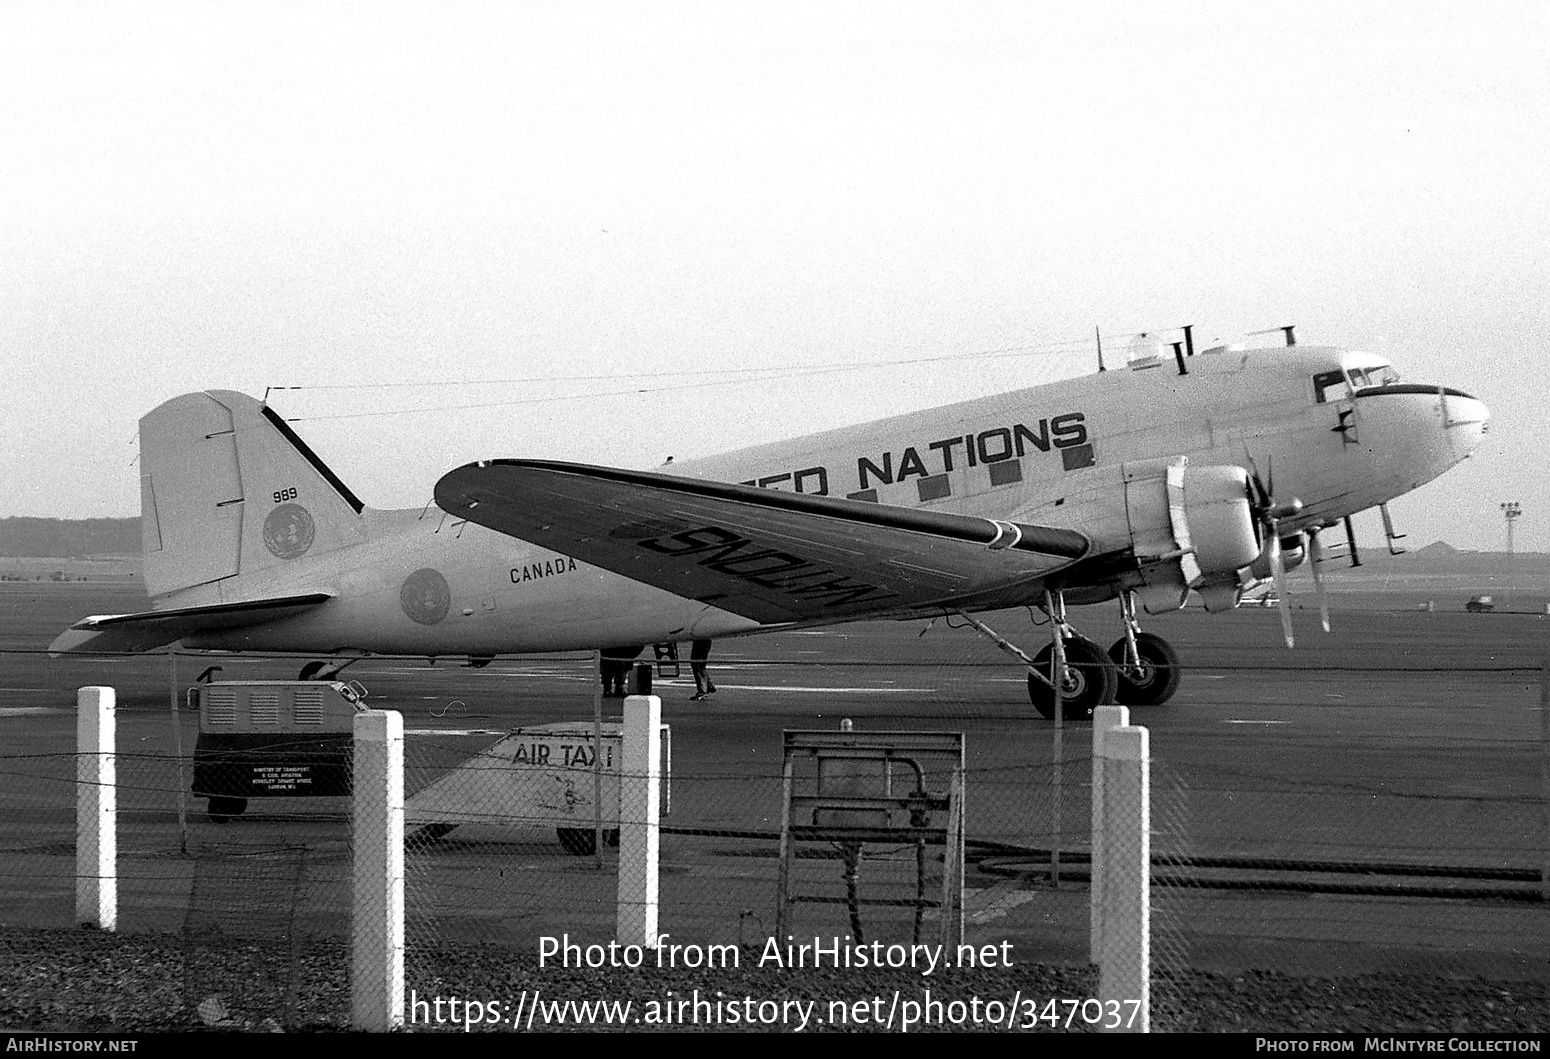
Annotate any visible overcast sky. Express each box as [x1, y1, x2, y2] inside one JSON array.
[[3, 1, 1546, 552]]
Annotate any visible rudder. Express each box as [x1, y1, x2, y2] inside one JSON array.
[[140, 391, 366, 598]]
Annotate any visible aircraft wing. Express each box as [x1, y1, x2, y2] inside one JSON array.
[[49, 592, 334, 655], [435, 460, 1090, 624]]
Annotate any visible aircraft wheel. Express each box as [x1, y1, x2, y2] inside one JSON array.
[[207, 797, 247, 823], [1026, 637, 1116, 721], [298, 660, 329, 681], [1107, 633, 1181, 706]]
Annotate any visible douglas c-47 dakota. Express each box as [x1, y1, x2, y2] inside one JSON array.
[[53, 328, 1489, 719]]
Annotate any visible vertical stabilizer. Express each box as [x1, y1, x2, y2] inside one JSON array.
[[140, 391, 366, 598]]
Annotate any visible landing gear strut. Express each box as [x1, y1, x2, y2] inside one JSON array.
[[1106, 591, 1180, 706], [952, 596, 1116, 722], [1024, 590, 1115, 721]]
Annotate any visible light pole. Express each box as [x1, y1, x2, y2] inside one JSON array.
[[1501, 502, 1522, 609]]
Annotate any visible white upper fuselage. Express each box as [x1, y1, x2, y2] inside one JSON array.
[[167, 343, 1488, 655], [668, 344, 1485, 539]]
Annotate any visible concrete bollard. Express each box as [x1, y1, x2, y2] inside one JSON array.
[[617, 694, 662, 947], [1097, 724, 1149, 1033], [353, 709, 404, 1031], [76, 686, 116, 931], [1090, 704, 1129, 965]]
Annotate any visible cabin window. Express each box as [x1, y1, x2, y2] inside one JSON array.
[[846, 489, 878, 503], [988, 460, 1023, 487], [1312, 370, 1348, 404], [916, 475, 951, 502]]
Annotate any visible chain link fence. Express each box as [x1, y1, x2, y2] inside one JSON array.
[[2, 622, 1548, 1030]]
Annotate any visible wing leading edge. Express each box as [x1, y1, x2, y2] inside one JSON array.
[[435, 460, 1090, 624]]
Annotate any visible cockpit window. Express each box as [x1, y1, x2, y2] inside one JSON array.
[[1312, 369, 1347, 404], [1347, 365, 1401, 391]]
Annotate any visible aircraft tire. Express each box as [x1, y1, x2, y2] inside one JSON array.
[[298, 660, 328, 681], [207, 796, 247, 823], [1026, 637, 1116, 721], [1107, 633, 1181, 706]]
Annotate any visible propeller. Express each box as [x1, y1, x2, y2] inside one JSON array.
[[1306, 527, 1331, 633], [1263, 504, 1302, 647], [1247, 455, 1303, 648]]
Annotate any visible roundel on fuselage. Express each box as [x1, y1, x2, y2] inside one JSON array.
[[400, 568, 451, 625], [262, 503, 316, 560]]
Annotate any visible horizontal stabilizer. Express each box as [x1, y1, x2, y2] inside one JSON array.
[[49, 592, 334, 655], [435, 460, 1089, 623]]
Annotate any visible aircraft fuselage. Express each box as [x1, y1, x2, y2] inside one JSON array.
[[147, 343, 1488, 656]]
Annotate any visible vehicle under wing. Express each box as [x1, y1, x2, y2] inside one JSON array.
[[49, 592, 335, 654], [435, 460, 1090, 624]]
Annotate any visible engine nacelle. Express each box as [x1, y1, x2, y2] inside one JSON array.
[[1120, 459, 1260, 613], [1012, 457, 1261, 613], [1179, 466, 1262, 576]]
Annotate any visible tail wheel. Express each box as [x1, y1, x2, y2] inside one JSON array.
[[1026, 637, 1116, 721], [1107, 632, 1181, 706]]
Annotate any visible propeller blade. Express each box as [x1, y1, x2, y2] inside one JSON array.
[[1308, 530, 1330, 633], [1268, 529, 1294, 648], [1246, 455, 1272, 511], [1245, 455, 1303, 650]]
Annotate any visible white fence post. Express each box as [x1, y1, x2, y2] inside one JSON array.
[[1090, 704, 1129, 965], [617, 693, 662, 947], [76, 686, 116, 931], [353, 708, 404, 1032], [1098, 723, 1149, 1032]]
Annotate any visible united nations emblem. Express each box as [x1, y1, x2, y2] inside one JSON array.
[[400, 568, 452, 626], [262, 503, 316, 560]]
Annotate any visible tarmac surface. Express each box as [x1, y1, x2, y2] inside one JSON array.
[[2, 580, 1548, 983]]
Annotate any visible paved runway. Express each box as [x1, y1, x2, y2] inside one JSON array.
[[2, 581, 1547, 977]]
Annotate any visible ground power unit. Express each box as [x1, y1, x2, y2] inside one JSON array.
[[190, 680, 367, 821]]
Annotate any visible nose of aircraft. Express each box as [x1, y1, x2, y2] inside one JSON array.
[[1351, 384, 1489, 490], [1441, 389, 1490, 461]]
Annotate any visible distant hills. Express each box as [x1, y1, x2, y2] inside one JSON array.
[[0, 517, 138, 558], [1355, 539, 1550, 576]]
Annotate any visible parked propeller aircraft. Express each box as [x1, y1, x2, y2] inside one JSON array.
[[52, 329, 1488, 718]]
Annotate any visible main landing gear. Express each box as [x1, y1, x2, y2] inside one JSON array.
[[1106, 590, 1181, 707], [957, 589, 1181, 722]]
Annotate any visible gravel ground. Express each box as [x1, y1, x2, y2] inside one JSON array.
[[2, 929, 1547, 1033]]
